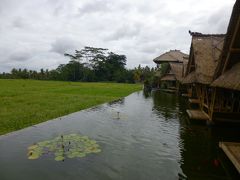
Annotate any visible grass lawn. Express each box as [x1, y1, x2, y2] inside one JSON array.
[[0, 79, 142, 135]]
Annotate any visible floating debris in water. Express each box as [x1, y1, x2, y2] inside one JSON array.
[[27, 134, 101, 161], [112, 111, 128, 120]]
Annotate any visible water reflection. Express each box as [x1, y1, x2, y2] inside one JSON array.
[[179, 124, 240, 179], [143, 89, 151, 98], [152, 90, 240, 179], [178, 95, 240, 179], [152, 91, 178, 120]]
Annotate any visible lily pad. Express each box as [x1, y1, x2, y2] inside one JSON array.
[[67, 154, 75, 158], [92, 149, 101, 153], [54, 152, 63, 156], [27, 134, 101, 161], [28, 145, 38, 150], [38, 141, 50, 146], [77, 153, 86, 158], [55, 156, 64, 161], [28, 152, 40, 160]]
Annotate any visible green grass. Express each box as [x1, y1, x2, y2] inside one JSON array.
[[0, 79, 141, 135]]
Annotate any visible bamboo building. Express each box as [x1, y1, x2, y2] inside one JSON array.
[[210, 0, 240, 123], [153, 50, 188, 93], [182, 32, 225, 121], [217, 1, 240, 173], [153, 0, 239, 124], [182, 0, 240, 174], [181, 0, 240, 124], [153, 0, 240, 174]]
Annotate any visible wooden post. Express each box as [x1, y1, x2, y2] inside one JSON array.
[[200, 85, 204, 111], [222, 16, 240, 73], [209, 87, 216, 121]]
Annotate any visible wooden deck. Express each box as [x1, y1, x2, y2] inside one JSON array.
[[169, 86, 177, 90], [160, 89, 176, 93], [219, 142, 240, 173], [182, 93, 191, 97], [189, 98, 200, 104], [186, 109, 209, 121]]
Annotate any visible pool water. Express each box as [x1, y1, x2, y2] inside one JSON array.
[[0, 91, 239, 180]]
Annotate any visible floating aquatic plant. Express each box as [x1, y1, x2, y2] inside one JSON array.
[[27, 134, 101, 161]]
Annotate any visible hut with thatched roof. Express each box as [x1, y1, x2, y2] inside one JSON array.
[[182, 32, 225, 121], [153, 50, 188, 92], [209, 0, 240, 123], [153, 49, 188, 64]]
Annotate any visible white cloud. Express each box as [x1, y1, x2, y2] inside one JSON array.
[[0, 0, 236, 72], [50, 37, 82, 55]]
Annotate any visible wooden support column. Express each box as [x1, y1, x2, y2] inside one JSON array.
[[209, 88, 216, 121], [238, 94, 240, 112], [201, 85, 204, 111]]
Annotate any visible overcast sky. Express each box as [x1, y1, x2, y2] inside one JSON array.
[[0, 0, 236, 72]]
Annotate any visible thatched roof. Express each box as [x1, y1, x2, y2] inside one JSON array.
[[153, 50, 188, 64], [182, 71, 196, 84], [182, 33, 225, 84], [213, 0, 240, 78], [211, 0, 240, 90], [182, 57, 189, 78], [159, 62, 184, 82], [169, 63, 183, 81], [161, 74, 176, 81], [211, 62, 240, 91]]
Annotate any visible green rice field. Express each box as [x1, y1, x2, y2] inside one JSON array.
[[0, 79, 141, 135]]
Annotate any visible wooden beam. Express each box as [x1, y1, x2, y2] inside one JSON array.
[[238, 98, 240, 112], [209, 88, 216, 121], [205, 86, 209, 108], [203, 103, 209, 109], [219, 142, 240, 173], [189, 98, 200, 104], [230, 48, 240, 53], [200, 86, 204, 110], [223, 16, 240, 73], [186, 109, 210, 121], [215, 46, 223, 52], [186, 45, 195, 75], [182, 93, 191, 97]]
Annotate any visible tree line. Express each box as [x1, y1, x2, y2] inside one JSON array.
[[0, 47, 156, 84]]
